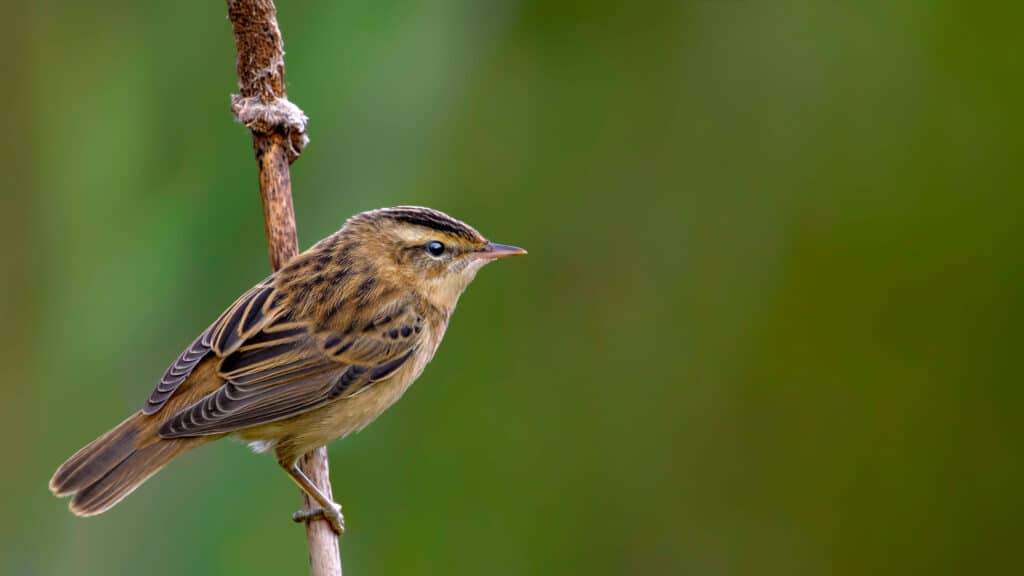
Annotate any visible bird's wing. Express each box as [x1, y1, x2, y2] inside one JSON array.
[[144, 275, 280, 414], [155, 292, 424, 438]]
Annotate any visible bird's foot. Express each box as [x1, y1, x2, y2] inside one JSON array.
[[292, 501, 345, 535]]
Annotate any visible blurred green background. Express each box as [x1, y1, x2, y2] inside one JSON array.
[[1, 1, 1021, 574]]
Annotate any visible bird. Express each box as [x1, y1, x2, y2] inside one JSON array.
[[49, 206, 525, 534]]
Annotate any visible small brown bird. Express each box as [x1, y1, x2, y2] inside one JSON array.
[[50, 206, 525, 534]]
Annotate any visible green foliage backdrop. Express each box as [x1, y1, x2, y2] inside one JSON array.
[[1, 1, 1020, 574]]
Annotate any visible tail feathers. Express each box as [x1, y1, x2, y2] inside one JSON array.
[[50, 412, 143, 497], [50, 411, 204, 517], [69, 438, 199, 516]]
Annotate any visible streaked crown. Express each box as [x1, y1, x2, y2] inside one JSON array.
[[350, 206, 485, 244]]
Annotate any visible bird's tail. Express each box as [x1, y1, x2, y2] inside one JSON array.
[[49, 411, 206, 516]]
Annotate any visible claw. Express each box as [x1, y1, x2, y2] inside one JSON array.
[[292, 501, 345, 535]]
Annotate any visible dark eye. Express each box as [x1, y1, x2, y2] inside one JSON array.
[[425, 240, 445, 257]]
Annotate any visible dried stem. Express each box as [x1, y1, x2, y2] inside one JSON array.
[[225, 1, 342, 575]]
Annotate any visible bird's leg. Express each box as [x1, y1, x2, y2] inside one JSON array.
[[283, 462, 345, 535]]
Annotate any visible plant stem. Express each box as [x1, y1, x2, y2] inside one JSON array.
[[226, 1, 342, 575]]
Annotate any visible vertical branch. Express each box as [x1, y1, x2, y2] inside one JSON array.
[[225, 2, 342, 575]]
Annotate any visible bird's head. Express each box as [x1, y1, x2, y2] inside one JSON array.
[[340, 206, 526, 310]]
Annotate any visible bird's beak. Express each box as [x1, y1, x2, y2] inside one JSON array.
[[478, 242, 527, 260]]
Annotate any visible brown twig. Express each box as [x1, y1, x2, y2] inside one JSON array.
[[225, 1, 342, 575]]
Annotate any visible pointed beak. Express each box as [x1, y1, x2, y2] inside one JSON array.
[[478, 242, 527, 260]]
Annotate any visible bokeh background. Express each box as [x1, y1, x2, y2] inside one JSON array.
[[1, 1, 1021, 574]]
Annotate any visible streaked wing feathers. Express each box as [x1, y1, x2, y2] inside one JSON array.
[[208, 277, 280, 356], [157, 294, 423, 438], [144, 276, 281, 415], [323, 301, 424, 365], [159, 348, 416, 437], [143, 330, 213, 414]]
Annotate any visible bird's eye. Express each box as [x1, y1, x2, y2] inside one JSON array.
[[425, 240, 446, 257]]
